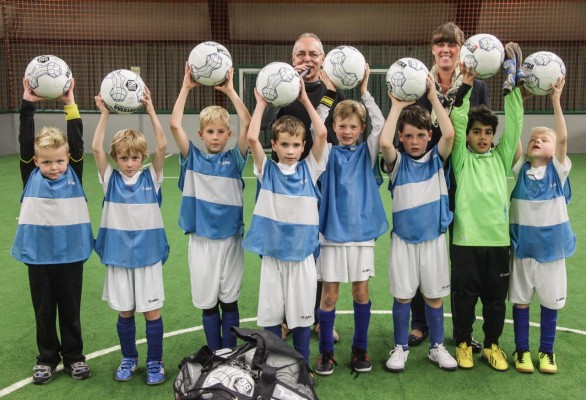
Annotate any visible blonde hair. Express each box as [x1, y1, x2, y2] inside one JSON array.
[[109, 129, 148, 161], [293, 32, 324, 56], [333, 100, 367, 126], [530, 126, 557, 139], [200, 105, 230, 131], [271, 115, 305, 142], [34, 127, 68, 155]]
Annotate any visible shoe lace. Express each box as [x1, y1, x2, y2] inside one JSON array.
[[541, 352, 555, 365], [514, 350, 526, 363], [352, 348, 369, 363], [320, 350, 337, 366]]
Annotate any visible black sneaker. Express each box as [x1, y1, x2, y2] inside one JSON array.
[[306, 365, 315, 386], [315, 350, 336, 376], [351, 348, 372, 373], [471, 337, 482, 354]]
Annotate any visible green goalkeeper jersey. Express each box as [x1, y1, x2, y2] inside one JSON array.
[[450, 85, 523, 246]]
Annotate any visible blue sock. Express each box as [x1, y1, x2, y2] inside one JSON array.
[[539, 305, 558, 353], [145, 317, 164, 362], [318, 308, 336, 353], [117, 315, 138, 358], [221, 310, 240, 348], [202, 311, 222, 351], [292, 326, 311, 365], [393, 299, 410, 350], [353, 301, 371, 350], [425, 303, 444, 347], [264, 324, 282, 337], [513, 306, 530, 351]]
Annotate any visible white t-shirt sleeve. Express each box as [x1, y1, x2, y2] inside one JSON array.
[[253, 154, 268, 183], [99, 164, 113, 194], [553, 156, 571, 186], [305, 149, 327, 184]]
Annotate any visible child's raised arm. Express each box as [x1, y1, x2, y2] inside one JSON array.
[[551, 77, 567, 164], [248, 88, 269, 172], [143, 86, 167, 179], [380, 92, 413, 167], [299, 80, 327, 163], [92, 94, 111, 179], [428, 73, 455, 161], [215, 68, 251, 157], [170, 62, 200, 159]]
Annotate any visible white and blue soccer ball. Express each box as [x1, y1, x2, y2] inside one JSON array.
[[256, 62, 300, 107], [522, 51, 566, 96], [25, 55, 72, 99], [188, 41, 232, 86], [323, 46, 366, 90], [386, 58, 429, 101], [460, 33, 504, 79], [100, 69, 145, 114]]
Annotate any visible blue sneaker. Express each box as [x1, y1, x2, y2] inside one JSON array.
[[114, 358, 138, 382], [146, 360, 165, 385]]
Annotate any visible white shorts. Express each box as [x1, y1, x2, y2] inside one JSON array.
[[388, 233, 450, 300], [102, 262, 165, 312], [188, 234, 244, 309], [317, 245, 375, 283], [509, 257, 567, 310], [257, 255, 317, 329]]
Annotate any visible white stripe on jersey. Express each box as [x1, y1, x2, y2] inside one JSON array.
[[255, 189, 318, 225], [392, 176, 448, 213], [182, 170, 243, 206], [101, 202, 164, 230], [510, 197, 569, 227], [19, 197, 90, 226]]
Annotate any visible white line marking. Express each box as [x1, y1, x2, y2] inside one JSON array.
[[1, 314, 584, 397]]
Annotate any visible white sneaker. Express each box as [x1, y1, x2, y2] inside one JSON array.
[[386, 345, 409, 372], [428, 343, 457, 371]]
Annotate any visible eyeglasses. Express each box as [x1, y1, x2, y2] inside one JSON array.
[[294, 51, 323, 60]]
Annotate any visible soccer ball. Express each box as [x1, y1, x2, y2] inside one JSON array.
[[188, 41, 232, 86], [100, 69, 145, 114], [460, 33, 505, 79], [386, 58, 429, 101], [323, 46, 366, 90], [25, 55, 72, 99], [203, 363, 255, 397], [256, 62, 300, 107], [522, 51, 566, 96]]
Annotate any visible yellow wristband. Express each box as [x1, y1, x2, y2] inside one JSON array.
[[64, 104, 80, 121]]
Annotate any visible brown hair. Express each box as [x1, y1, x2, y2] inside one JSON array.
[[333, 100, 367, 126], [109, 129, 149, 161], [398, 105, 432, 132], [431, 22, 465, 47], [271, 115, 305, 142]]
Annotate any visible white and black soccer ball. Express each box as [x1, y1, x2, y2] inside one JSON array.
[[323, 46, 366, 90], [522, 51, 566, 96], [100, 69, 145, 114], [25, 55, 72, 99], [256, 62, 300, 107], [203, 363, 255, 397], [188, 41, 232, 86], [386, 57, 429, 101], [460, 33, 505, 79]]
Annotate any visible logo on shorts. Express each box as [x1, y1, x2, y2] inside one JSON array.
[[362, 268, 371, 273], [499, 272, 510, 278], [555, 296, 566, 303], [442, 284, 450, 290], [300, 314, 312, 320], [148, 297, 160, 303]]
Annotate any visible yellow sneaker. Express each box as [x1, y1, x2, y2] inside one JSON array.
[[513, 350, 534, 373], [482, 344, 509, 371], [456, 342, 474, 369], [539, 352, 557, 374]]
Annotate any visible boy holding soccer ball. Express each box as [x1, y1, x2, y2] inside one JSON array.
[[509, 77, 574, 374], [314, 66, 388, 376], [169, 64, 250, 351], [244, 79, 327, 376], [380, 74, 457, 373], [13, 78, 93, 384], [449, 45, 524, 371], [93, 87, 169, 385]]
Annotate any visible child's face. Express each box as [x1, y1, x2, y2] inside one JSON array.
[[271, 133, 305, 165], [432, 41, 460, 74], [399, 124, 431, 157], [199, 121, 231, 154], [527, 132, 556, 160], [115, 152, 143, 178], [34, 145, 69, 180], [466, 121, 494, 154], [334, 115, 365, 146]]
